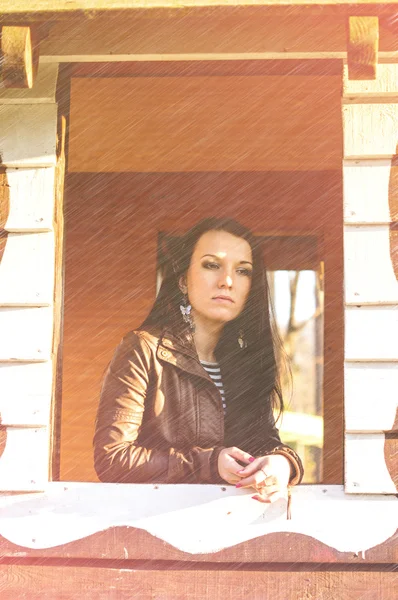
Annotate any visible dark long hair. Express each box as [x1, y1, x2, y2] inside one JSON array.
[[141, 218, 284, 418]]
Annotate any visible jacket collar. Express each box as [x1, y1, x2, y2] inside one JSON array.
[[156, 326, 215, 384], [160, 325, 197, 356]]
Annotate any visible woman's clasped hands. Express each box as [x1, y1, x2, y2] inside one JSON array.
[[218, 446, 291, 503]]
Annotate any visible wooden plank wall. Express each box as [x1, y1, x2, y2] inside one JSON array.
[[1, 566, 397, 600], [343, 65, 398, 494], [68, 73, 342, 172], [0, 62, 60, 491]]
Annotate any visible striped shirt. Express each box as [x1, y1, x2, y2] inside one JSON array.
[[200, 360, 226, 415]]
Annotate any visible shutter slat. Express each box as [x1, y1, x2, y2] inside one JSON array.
[[0, 232, 55, 306], [343, 104, 398, 159], [344, 225, 398, 305], [345, 363, 398, 432], [0, 307, 53, 361], [0, 104, 57, 168], [343, 160, 392, 224], [5, 168, 55, 233], [345, 307, 398, 362], [0, 427, 49, 491], [345, 434, 397, 494]]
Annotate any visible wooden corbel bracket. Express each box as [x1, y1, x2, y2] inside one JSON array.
[[347, 16, 379, 81], [0, 25, 40, 88]]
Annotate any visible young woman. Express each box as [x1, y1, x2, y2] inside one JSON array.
[[93, 218, 303, 507]]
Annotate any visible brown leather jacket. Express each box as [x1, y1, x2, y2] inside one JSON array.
[[93, 327, 304, 485]]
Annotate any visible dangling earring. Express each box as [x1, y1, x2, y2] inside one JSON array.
[[238, 329, 247, 349], [180, 294, 195, 331]]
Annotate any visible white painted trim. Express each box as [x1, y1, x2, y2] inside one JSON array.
[[0, 63, 59, 104], [0, 483, 396, 555], [38, 52, 398, 64], [41, 53, 346, 63]]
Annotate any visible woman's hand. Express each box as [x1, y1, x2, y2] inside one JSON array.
[[235, 454, 291, 503], [217, 446, 254, 484]]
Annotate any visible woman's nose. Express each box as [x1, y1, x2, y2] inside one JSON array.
[[219, 274, 233, 288]]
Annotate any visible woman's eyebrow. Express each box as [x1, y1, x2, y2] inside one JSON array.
[[201, 253, 253, 266], [201, 253, 220, 260]]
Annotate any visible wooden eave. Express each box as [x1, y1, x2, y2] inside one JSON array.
[[2, 0, 398, 22], [1, 2, 398, 67], [0, 9, 393, 65]]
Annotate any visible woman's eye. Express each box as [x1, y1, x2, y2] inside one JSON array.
[[203, 261, 220, 270], [237, 268, 252, 277]]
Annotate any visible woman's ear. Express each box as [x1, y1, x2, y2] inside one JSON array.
[[178, 275, 187, 294]]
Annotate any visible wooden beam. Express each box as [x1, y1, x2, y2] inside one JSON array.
[[50, 115, 66, 482], [37, 11, 398, 61], [39, 13, 348, 59], [69, 60, 343, 78], [2, 1, 398, 17], [1, 26, 40, 88], [347, 16, 379, 80], [1, 566, 397, 600], [2, 4, 398, 28]]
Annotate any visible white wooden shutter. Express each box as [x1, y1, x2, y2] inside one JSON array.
[[343, 65, 398, 494], [0, 62, 61, 491]]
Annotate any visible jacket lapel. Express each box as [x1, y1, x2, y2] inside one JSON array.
[[156, 328, 215, 385]]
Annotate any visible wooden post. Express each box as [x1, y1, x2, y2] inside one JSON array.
[[347, 17, 379, 81], [1, 25, 40, 89]]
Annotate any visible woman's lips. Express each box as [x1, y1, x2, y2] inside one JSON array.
[[212, 296, 234, 303]]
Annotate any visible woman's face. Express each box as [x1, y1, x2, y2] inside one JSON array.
[[183, 229, 253, 327]]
